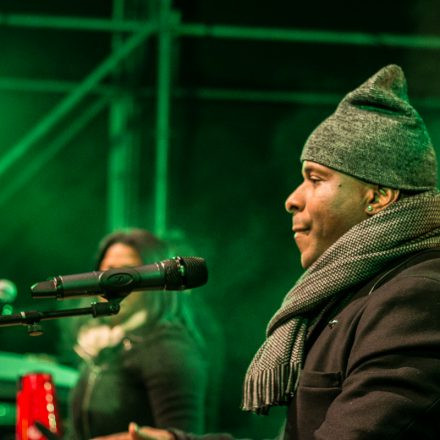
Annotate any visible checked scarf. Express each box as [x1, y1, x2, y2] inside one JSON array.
[[242, 190, 440, 413]]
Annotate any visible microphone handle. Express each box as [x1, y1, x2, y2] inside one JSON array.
[[56, 263, 164, 298]]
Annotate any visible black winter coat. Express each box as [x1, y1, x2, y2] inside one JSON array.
[[286, 249, 440, 439], [174, 249, 440, 440]]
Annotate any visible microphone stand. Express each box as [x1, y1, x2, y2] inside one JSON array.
[[0, 301, 120, 336]]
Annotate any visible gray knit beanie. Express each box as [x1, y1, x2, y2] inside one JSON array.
[[300, 64, 437, 190]]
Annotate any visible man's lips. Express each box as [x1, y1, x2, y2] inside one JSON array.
[[292, 221, 310, 232], [292, 226, 310, 238]]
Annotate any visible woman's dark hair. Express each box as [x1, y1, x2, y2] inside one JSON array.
[[94, 228, 169, 270], [91, 228, 204, 345]]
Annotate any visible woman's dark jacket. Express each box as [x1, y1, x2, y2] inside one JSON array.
[[69, 322, 207, 439]]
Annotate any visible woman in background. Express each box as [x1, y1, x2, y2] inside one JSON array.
[[66, 228, 217, 439]]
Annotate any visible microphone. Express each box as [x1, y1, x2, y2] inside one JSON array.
[[31, 256, 208, 299]]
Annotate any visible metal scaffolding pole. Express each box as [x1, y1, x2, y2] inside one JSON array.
[[108, 89, 139, 231], [108, 0, 134, 231], [0, 21, 155, 179], [154, 0, 175, 238], [107, 0, 151, 232]]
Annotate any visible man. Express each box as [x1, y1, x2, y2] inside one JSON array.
[[94, 65, 440, 439]]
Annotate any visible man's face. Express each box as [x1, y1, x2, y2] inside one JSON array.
[[285, 161, 372, 269]]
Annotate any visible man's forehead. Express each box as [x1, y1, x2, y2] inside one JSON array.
[[301, 161, 333, 174]]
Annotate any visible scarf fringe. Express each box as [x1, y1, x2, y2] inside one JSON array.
[[242, 362, 301, 414]]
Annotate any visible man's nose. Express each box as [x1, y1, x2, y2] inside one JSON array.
[[285, 185, 303, 214]]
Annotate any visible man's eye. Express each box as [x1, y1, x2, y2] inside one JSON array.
[[309, 176, 321, 183]]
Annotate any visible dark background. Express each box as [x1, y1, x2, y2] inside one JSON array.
[[1, 0, 440, 437]]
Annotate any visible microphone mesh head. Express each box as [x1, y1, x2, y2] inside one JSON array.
[[163, 257, 208, 290], [182, 257, 208, 288]]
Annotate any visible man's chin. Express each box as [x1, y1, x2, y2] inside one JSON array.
[[300, 249, 317, 269], [300, 254, 310, 269]]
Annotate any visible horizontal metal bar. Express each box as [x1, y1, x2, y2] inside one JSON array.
[[175, 88, 342, 105], [0, 13, 145, 32], [177, 88, 440, 110], [0, 77, 114, 95], [0, 77, 341, 104], [2, 13, 440, 50], [2, 77, 440, 109], [178, 23, 440, 49]]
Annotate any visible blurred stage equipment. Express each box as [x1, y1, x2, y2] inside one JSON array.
[[0, 279, 17, 316], [16, 373, 63, 439], [0, 351, 78, 436]]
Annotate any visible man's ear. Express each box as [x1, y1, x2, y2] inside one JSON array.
[[365, 186, 400, 215]]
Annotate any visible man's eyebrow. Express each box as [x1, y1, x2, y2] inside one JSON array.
[[302, 165, 328, 176]]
